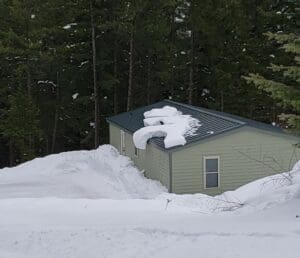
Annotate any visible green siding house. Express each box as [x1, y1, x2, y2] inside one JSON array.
[[107, 100, 300, 195]]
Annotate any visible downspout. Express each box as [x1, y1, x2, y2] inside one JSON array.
[[168, 152, 173, 193]]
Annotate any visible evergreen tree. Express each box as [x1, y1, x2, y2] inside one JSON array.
[[244, 32, 299, 132], [0, 0, 298, 167], [0, 91, 41, 164]]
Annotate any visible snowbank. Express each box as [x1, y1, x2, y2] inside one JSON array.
[[216, 161, 300, 211], [0, 143, 299, 214], [0, 145, 166, 199], [159, 161, 300, 214], [0, 147, 299, 258], [133, 106, 200, 149]]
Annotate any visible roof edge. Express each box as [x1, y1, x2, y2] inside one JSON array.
[[163, 99, 246, 125], [163, 99, 291, 136]]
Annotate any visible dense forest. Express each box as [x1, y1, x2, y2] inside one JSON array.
[[0, 0, 298, 168]]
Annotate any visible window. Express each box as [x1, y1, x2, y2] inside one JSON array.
[[134, 147, 138, 157], [204, 156, 219, 188], [120, 130, 125, 154]]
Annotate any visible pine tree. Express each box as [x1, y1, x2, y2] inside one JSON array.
[[0, 0, 298, 167], [244, 33, 299, 132], [0, 91, 41, 164]]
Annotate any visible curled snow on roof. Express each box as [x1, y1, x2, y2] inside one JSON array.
[[133, 106, 200, 149]]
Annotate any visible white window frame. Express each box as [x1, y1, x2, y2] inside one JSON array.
[[203, 156, 220, 189], [120, 130, 125, 154]]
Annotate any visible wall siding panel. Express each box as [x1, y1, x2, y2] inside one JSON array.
[[109, 123, 170, 190], [109, 123, 121, 151], [110, 123, 299, 195], [172, 127, 299, 195]]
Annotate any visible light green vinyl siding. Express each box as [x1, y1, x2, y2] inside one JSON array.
[[143, 144, 170, 189], [109, 123, 121, 151], [110, 122, 299, 195], [172, 127, 300, 195], [108, 123, 170, 190]]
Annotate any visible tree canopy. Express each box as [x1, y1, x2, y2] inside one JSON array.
[[0, 0, 297, 167]]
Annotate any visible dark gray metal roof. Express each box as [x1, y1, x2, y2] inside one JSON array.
[[107, 99, 286, 151]]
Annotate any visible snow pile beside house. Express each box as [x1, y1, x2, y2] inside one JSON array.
[[0, 145, 166, 199], [0, 155, 299, 258], [159, 161, 300, 214], [1, 145, 299, 258], [215, 160, 300, 211], [133, 106, 200, 149], [0, 142, 299, 214]]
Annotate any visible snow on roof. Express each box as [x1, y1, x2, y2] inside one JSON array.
[[133, 106, 200, 149], [107, 100, 288, 151]]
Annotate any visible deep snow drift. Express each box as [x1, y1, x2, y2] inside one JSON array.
[[133, 106, 200, 149], [0, 145, 299, 213], [0, 146, 299, 258], [0, 145, 165, 199]]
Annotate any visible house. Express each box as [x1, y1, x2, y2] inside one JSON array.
[[107, 100, 300, 195]]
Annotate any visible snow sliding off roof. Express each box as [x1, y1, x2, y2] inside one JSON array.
[[107, 100, 245, 150], [133, 106, 200, 149]]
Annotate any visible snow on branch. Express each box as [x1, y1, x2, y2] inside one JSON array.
[[37, 80, 57, 87], [63, 23, 77, 30]]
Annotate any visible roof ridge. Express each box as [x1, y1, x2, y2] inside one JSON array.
[[163, 99, 246, 125]]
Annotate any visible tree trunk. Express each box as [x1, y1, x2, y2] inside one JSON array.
[[169, 9, 176, 97], [127, 31, 134, 111], [188, 30, 194, 105], [51, 72, 59, 153], [26, 65, 31, 97], [220, 90, 224, 112], [90, 0, 100, 148], [25, 9, 31, 97], [146, 56, 151, 105], [26, 64, 32, 154], [9, 139, 14, 167], [113, 45, 118, 115], [51, 111, 58, 153]]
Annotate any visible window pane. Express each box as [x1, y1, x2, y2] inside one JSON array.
[[206, 173, 218, 188], [206, 158, 218, 172]]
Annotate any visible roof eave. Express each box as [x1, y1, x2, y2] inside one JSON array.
[[159, 124, 245, 152]]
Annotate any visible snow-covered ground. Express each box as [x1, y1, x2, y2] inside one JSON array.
[[0, 146, 299, 258], [0, 145, 165, 199]]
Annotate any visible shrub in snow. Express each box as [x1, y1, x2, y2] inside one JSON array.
[[133, 106, 200, 149]]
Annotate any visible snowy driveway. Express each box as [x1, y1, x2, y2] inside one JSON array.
[[0, 147, 299, 258], [0, 198, 299, 258]]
